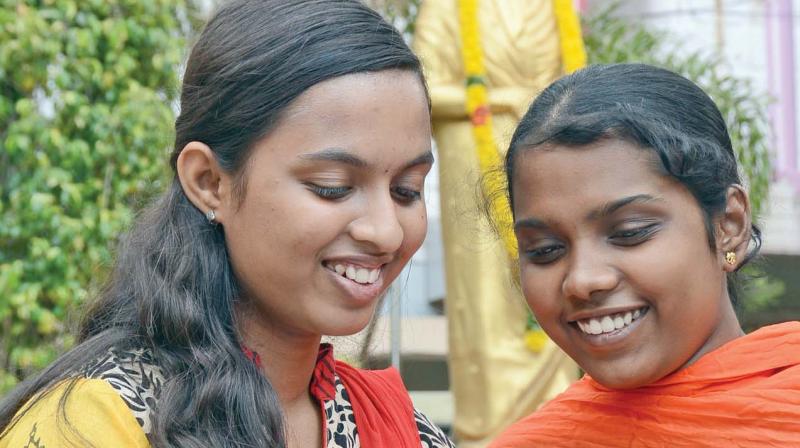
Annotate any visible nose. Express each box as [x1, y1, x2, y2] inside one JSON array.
[[347, 192, 404, 254], [561, 248, 620, 301]]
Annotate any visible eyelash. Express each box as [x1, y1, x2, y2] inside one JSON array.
[[307, 184, 422, 204], [523, 223, 660, 265], [524, 244, 565, 265], [308, 185, 351, 200], [609, 223, 661, 245], [392, 186, 422, 204]]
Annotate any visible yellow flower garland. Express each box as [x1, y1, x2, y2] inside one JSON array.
[[554, 0, 588, 74], [457, 0, 517, 257], [457, 0, 587, 352]]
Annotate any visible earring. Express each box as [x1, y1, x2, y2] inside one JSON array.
[[725, 251, 737, 266], [205, 209, 217, 224]]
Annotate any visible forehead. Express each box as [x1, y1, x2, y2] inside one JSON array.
[[280, 70, 429, 133], [248, 70, 431, 168], [511, 140, 677, 215]]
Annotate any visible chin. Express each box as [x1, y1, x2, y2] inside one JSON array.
[[321, 311, 375, 337], [588, 366, 665, 390]]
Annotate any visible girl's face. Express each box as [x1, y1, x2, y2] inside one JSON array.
[[221, 70, 432, 339], [511, 139, 742, 389]]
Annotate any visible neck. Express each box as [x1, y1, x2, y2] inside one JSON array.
[[682, 297, 744, 369], [236, 304, 322, 407]]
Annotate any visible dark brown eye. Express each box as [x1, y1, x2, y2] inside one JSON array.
[[524, 244, 565, 265], [392, 186, 422, 204]]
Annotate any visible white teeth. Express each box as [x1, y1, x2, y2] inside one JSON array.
[[589, 319, 602, 335], [575, 307, 647, 336], [328, 262, 381, 285], [601, 316, 615, 332]]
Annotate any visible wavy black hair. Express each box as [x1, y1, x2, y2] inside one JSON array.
[[0, 1, 425, 446], [505, 63, 760, 304]]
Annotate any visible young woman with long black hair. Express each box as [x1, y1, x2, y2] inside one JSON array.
[[0, 1, 454, 447]]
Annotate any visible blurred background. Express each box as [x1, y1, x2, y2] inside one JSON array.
[[1, 0, 798, 446]]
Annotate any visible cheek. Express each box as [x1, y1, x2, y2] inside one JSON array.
[[520, 265, 561, 319], [400, 207, 427, 254], [625, 227, 720, 306]]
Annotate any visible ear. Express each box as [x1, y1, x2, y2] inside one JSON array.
[[715, 184, 752, 272], [176, 141, 231, 224]]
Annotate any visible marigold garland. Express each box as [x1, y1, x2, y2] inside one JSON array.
[[554, 0, 588, 74], [457, 0, 587, 352], [457, 0, 517, 257]]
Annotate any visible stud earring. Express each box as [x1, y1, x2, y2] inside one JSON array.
[[725, 251, 737, 266], [205, 209, 217, 224]]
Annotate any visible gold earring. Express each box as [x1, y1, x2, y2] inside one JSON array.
[[725, 251, 737, 265]]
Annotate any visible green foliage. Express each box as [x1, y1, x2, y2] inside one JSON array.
[[0, 0, 194, 393], [582, 4, 782, 314], [365, 0, 422, 38]]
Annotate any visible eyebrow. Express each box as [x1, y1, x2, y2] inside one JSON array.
[[586, 194, 662, 221], [514, 194, 662, 232], [403, 150, 435, 170], [299, 148, 434, 170], [300, 148, 367, 167]]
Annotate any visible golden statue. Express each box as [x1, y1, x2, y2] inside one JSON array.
[[413, 1, 581, 446]]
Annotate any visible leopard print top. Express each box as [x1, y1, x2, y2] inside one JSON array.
[[80, 346, 454, 448]]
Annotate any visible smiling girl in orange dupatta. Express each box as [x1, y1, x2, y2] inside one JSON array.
[[491, 63, 800, 447]]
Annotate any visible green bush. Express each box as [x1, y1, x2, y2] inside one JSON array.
[[0, 0, 196, 393]]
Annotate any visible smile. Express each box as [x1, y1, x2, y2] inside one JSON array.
[[574, 306, 649, 336], [324, 262, 381, 285]]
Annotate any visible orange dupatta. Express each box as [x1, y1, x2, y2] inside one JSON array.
[[491, 322, 800, 447]]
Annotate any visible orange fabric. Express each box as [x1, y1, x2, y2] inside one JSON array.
[[335, 360, 422, 447], [491, 322, 800, 448]]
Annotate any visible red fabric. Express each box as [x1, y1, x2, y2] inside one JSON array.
[[243, 343, 420, 447], [310, 344, 337, 401], [335, 359, 421, 448], [491, 322, 800, 448]]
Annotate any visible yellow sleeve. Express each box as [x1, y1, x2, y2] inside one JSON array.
[[0, 378, 150, 447]]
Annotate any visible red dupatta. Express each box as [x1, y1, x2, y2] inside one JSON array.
[[244, 343, 421, 447], [334, 359, 421, 447]]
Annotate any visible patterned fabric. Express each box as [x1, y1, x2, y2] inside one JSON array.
[[81, 347, 163, 434], [81, 344, 455, 448]]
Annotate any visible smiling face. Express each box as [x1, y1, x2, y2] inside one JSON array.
[[511, 139, 743, 389], [219, 70, 432, 339]]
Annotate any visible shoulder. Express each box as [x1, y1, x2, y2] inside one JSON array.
[[0, 378, 150, 448], [80, 345, 164, 434]]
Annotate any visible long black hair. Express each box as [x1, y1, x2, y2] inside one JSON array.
[[0, 1, 425, 446], [505, 63, 760, 303]]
